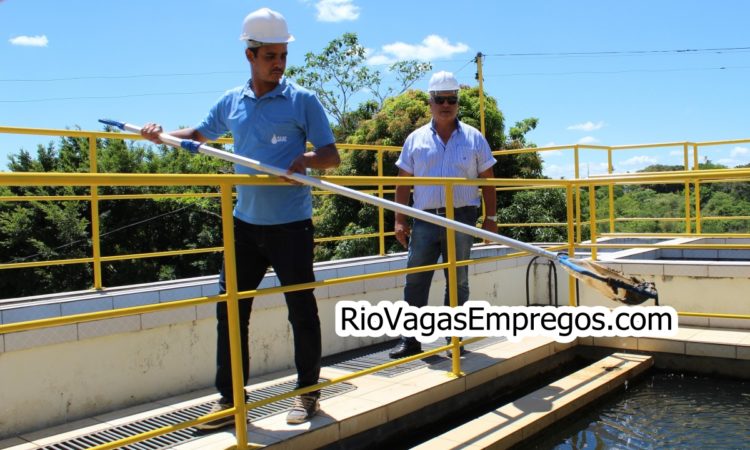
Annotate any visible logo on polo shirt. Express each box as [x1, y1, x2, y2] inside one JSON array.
[[271, 134, 288, 144]]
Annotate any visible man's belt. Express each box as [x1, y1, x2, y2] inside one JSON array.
[[422, 206, 475, 216]]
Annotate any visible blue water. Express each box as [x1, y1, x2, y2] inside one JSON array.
[[527, 372, 750, 449]]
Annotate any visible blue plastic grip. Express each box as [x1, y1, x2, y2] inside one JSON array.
[[98, 118, 126, 130], [180, 139, 202, 154], [556, 254, 606, 282]]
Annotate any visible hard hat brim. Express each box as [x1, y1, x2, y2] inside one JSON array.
[[239, 34, 295, 43]]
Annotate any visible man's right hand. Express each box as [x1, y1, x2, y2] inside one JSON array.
[[140, 123, 164, 144], [394, 220, 411, 249]]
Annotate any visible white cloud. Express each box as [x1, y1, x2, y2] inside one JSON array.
[[9, 35, 48, 47], [367, 35, 469, 65], [542, 163, 574, 179], [315, 0, 360, 22], [542, 162, 608, 179], [584, 162, 611, 176], [567, 121, 604, 132], [718, 158, 739, 166], [365, 53, 391, 66], [731, 146, 749, 157], [542, 150, 563, 157], [669, 150, 685, 157], [622, 155, 658, 166], [577, 136, 599, 145]]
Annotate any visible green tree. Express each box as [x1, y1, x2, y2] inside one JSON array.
[[315, 86, 543, 259], [286, 32, 431, 140], [0, 132, 231, 298], [498, 188, 568, 242]]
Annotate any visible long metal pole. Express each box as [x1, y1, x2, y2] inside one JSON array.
[[106, 121, 559, 261]]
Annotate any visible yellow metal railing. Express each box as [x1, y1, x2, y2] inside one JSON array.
[[3, 127, 750, 448], [492, 138, 750, 238], [2, 172, 750, 449], [3, 126, 749, 293]]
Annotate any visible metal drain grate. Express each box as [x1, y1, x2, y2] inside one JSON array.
[[325, 336, 507, 377], [40, 378, 355, 450]]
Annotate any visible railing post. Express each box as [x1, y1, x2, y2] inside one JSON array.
[[88, 134, 103, 290], [683, 143, 692, 234], [693, 144, 702, 234], [574, 145, 582, 243], [377, 149, 386, 256], [607, 148, 615, 233], [566, 184, 577, 306], [444, 183, 462, 377], [589, 183, 598, 261], [220, 183, 249, 450]]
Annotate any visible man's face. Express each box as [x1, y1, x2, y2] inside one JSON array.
[[247, 43, 288, 83], [429, 91, 459, 122]]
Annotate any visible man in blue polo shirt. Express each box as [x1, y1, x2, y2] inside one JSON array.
[[141, 8, 339, 429], [389, 71, 497, 359]]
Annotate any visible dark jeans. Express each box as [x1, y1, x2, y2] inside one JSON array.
[[216, 217, 321, 401], [399, 206, 477, 348], [404, 206, 478, 310]]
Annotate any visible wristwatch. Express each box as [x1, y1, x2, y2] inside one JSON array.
[[485, 215, 497, 221]]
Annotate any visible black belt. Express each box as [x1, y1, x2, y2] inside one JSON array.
[[422, 206, 475, 216]]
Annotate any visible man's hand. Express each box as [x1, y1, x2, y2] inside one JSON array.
[[140, 123, 164, 144], [395, 220, 411, 249], [481, 217, 498, 243], [284, 153, 309, 185]]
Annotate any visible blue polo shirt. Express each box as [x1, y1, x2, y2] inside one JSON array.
[[196, 78, 334, 225]]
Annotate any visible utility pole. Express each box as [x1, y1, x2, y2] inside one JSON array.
[[475, 52, 486, 137]]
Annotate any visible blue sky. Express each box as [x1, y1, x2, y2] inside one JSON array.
[[1, 0, 749, 177]]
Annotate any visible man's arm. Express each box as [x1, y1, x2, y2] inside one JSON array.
[[479, 167, 498, 234], [140, 124, 207, 145], [394, 168, 413, 248], [286, 143, 341, 179]]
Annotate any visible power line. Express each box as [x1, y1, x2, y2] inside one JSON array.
[[0, 90, 224, 104], [484, 65, 750, 77], [484, 45, 750, 58], [0, 58, 467, 83], [9, 204, 195, 263], [453, 58, 476, 76], [0, 71, 245, 83]]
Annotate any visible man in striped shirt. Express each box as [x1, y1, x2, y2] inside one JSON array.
[[389, 71, 498, 359]]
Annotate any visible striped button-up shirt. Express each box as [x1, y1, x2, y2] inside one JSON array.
[[396, 120, 496, 210]]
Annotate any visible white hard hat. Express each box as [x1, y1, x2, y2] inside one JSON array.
[[239, 8, 295, 44], [428, 71, 459, 92]]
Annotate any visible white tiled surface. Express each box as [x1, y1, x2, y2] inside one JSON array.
[[61, 298, 113, 316], [591, 326, 750, 362], [5, 326, 750, 449], [77, 316, 141, 340], [1, 303, 61, 324], [140, 306, 197, 330], [4, 325, 78, 352], [8, 336, 555, 450], [0, 437, 36, 450]]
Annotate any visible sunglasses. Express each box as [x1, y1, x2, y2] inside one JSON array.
[[433, 96, 458, 105]]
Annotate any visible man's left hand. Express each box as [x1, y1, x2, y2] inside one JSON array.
[[481, 218, 498, 243], [284, 154, 308, 185]]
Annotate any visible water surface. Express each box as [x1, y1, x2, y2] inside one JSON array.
[[526, 371, 750, 449]]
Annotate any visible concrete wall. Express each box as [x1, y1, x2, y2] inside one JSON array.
[[0, 246, 527, 438], [2, 244, 748, 438]]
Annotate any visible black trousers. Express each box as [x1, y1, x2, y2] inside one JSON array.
[[216, 217, 321, 401]]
